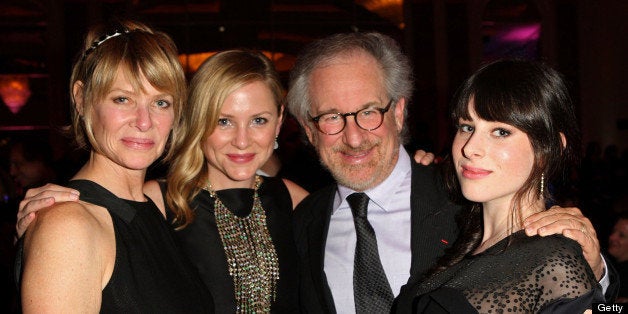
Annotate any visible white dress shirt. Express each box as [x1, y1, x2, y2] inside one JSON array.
[[324, 146, 412, 313]]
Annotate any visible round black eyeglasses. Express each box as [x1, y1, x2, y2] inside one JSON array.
[[308, 99, 394, 135]]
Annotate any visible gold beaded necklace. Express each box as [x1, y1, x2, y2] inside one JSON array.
[[203, 175, 279, 313]]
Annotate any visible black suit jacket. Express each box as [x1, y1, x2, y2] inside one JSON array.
[[292, 161, 462, 313]]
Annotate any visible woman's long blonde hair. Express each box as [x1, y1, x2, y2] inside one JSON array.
[[165, 50, 284, 229]]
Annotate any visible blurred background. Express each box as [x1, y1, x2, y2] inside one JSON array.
[[0, 0, 626, 311]]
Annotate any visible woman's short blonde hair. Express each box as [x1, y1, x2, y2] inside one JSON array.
[[69, 20, 186, 154]]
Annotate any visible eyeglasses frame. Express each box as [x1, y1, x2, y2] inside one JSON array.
[[307, 99, 395, 135]]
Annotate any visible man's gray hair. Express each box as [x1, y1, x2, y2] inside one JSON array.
[[286, 31, 414, 142]]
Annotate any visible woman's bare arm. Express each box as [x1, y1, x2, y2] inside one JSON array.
[[21, 202, 112, 313]]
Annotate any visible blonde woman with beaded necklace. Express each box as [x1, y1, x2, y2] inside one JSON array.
[[145, 50, 309, 313]]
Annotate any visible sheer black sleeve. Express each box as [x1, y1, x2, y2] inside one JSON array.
[[408, 232, 603, 313]]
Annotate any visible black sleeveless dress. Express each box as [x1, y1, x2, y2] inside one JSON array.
[[171, 176, 299, 313], [17, 180, 214, 313]]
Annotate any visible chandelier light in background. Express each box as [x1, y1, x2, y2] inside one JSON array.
[[179, 52, 217, 74], [0, 74, 32, 114], [357, 0, 404, 28]]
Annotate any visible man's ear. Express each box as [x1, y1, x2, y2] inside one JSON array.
[[393, 97, 406, 132], [300, 119, 317, 146], [559, 132, 567, 149], [73, 81, 85, 116]]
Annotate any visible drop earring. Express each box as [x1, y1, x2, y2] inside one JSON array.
[[274, 137, 279, 150], [539, 173, 545, 198]]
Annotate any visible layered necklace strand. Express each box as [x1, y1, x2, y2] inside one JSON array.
[[204, 176, 279, 313]]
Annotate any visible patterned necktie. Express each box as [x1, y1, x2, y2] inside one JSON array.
[[346, 192, 394, 313]]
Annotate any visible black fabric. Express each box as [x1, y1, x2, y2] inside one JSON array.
[[610, 258, 627, 300], [399, 231, 604, 313], [347, 192, 394, 313], [173, 176, 299, 313], [602, 254, 619, 302], [411, 287, 477, 313], [16, 180, 213, 313], [293, 157, 462, 313], [292, 184, 337, 314]]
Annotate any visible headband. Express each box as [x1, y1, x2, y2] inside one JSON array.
[[83, 29, 131, 59]]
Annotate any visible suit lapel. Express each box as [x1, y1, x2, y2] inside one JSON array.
[[305, 185, 337, 312], [407, 162, 460, 285], [409, 161, 425, 282]]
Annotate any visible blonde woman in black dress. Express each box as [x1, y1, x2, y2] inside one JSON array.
[[18, 20, 213, 313], [145, 50, 309, 313]]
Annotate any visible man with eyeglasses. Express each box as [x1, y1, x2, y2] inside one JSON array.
[[286, 32, 614, 313]]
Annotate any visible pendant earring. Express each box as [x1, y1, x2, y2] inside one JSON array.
[[274, 137, 279, 150], [539, 173, 545, 198]]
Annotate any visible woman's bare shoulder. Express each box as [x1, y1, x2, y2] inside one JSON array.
[[143, 179, 166, 216], [281, 178, 309, 209], [24, 200, 113, 253]]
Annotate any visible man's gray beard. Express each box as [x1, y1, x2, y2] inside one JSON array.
[[318, 144, 399, 192], [327, 163, 378, 192], [316, 142, 378, 191]]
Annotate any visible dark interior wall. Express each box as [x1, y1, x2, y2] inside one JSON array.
[[577, 0, 628, 150], [403, 0, 627, 155]]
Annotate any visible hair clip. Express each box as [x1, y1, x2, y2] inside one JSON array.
[[83, 29, 131, 59]]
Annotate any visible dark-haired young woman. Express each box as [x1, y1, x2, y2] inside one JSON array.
[[397, 59, 604, 313]]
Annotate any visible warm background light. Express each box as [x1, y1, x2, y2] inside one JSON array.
[[179, 51, 294, 74], [358, 0, 404, 28], [0, 74, 32, 114]]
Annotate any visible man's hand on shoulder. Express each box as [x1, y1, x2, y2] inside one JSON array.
[[524, 205, 603, 279], [16, 184, 80, 239]]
